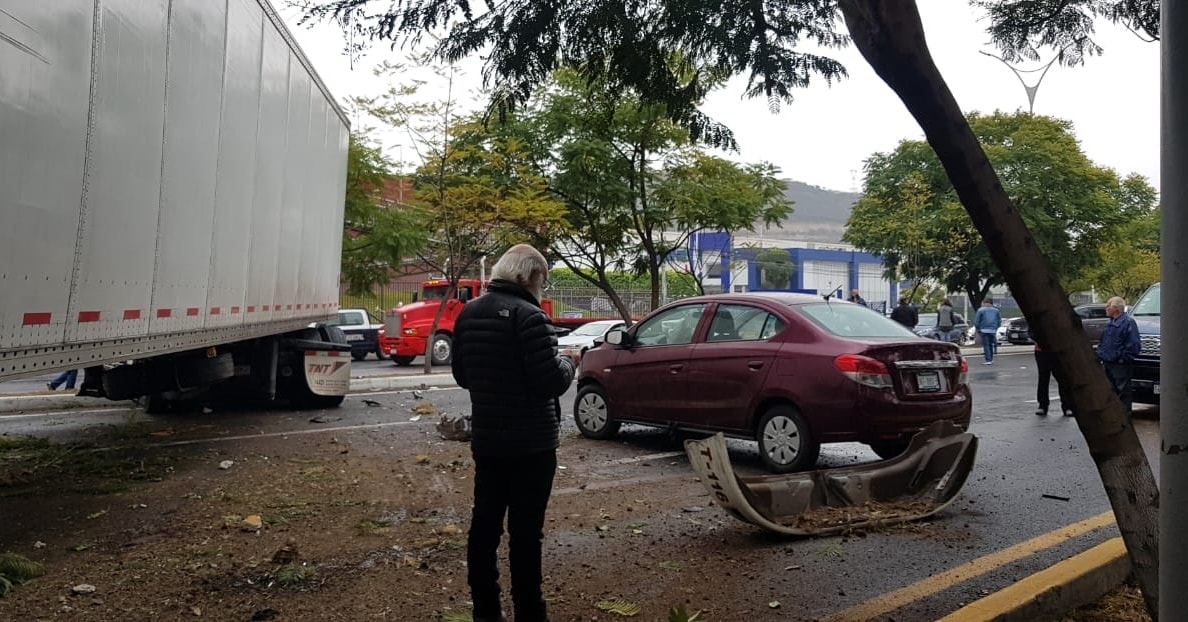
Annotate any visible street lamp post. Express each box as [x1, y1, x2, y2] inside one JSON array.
[[979, 50, 1064, 114]]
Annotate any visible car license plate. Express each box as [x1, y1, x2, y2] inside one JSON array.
[[346, 334, 364, 342], [916, 371, 940, 392], [1155, 384, 1161, 395], [1009, 332, 1020, 339]]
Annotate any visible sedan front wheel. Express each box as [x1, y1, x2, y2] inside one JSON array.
[[756, 405, 819, 473], [574, 385, 620, 440]]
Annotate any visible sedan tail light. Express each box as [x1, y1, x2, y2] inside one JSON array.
[[834, 354, 894, 389], [956, 357, 968, 386]]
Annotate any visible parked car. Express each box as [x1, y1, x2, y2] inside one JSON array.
[[913, 312, 970, 343], [329, 308, 387, 361], [557, 319, 628, 365], [1004, 304, 1110, 346], [574, 294, 972, 473], [1130, 283, 1161, 404]]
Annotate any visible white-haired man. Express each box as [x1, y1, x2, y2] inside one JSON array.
[[1097, 296, 1141, 414], [452, 244, 575, 622]]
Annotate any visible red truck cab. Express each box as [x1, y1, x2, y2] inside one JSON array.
[[380, 278, 613, 366]]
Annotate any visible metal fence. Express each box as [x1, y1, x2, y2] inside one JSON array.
[[339, 282, 677, 319]]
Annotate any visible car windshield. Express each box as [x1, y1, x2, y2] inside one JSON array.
[[797, 303, 918, 338], [1132, 284, 1160, 316], [333, 312, 365, 326], [570, 322, 615, 337], [422, 285, 450, 301]]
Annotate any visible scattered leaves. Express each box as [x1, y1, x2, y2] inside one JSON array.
[[596, 598, 642, 616]]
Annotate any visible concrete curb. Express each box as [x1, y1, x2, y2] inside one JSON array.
[[939, 537, 1130, 621], [348, 373, 458, 393]]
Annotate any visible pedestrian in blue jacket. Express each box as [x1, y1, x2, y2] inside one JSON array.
[[973, 299, 1002, 365], [1096, 296, 1141, 414]]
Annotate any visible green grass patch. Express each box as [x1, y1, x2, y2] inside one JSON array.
[[272, 563, 316, 588], [1, 434, 176, 497], [354, 518, 392, 536], [0, 552, 45, 597]]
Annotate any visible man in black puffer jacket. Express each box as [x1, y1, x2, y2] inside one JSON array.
[[452, 244, 575, 622]]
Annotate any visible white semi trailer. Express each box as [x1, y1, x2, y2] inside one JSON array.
[[0, 0, 352, 410]]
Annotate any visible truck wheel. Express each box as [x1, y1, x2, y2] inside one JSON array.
[[284, 325, 349, 409], [755, 405, 819, 473], [574, 385, 620, 439], [351, 351, 367, 362], [141, 393, 200, 415], [430, 334, 453, 366], [391, 356, 415, 367]]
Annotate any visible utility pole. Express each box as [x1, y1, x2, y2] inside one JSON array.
[[1161, 1, 1187, 616], [979, 50, 1063, 114]]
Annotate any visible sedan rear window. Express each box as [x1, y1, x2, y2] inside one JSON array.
[[797, 303, 918, 338]]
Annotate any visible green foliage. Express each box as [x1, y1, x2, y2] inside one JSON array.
[[356, 62, 569, 289], [668, 606, 704, 622], [354, 518, 392, 536], [342, 131, 429, 295], [523, 69, 791, 314], [977, 1, 1158, 66], [272, 563, 316, 588], [0, 552, 44, 597], [754, 248, 795, 290], [843, 112, 1154, 304], [300, 1, 848, 149], [1078, 207, 1161, 301]]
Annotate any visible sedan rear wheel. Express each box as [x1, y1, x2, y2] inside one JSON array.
[[756, 405, 819, 473], [574, 385, 620, 440], [869, 441, 912, 461]]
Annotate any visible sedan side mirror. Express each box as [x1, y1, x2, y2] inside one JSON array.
[[604, 328, 629, 346]]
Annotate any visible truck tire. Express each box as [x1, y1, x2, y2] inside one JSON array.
[[430, 333, 453, 366], [391, 356, 415, 367], [283, 324, 349, 410], [351, 351, 367, 362]]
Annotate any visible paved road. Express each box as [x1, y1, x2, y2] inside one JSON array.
[[0, 347, 1159, 620]]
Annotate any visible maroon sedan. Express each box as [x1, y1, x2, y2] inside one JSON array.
[[574, 293, 972, 473]]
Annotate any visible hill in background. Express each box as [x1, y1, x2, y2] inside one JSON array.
[[748, 180, 860, 245]]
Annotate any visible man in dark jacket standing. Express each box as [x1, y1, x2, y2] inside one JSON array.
[[889, 297, 918, 329], [452, 244, 575, 622], [1096, 295, 1141, 414]]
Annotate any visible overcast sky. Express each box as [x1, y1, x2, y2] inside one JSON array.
[[280, 0, 1160, 194]]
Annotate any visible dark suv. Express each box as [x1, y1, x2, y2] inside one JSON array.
[[1004, 303, 1110, 346], [1130, 283, 1161, 404]]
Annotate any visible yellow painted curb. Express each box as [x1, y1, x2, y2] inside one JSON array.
[[939, 537, 1130, 622]]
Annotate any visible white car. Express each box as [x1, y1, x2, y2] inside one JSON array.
[[558, 319, 628, 365]]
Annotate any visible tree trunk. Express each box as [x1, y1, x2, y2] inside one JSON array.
[[838, 0, 1160, 615]]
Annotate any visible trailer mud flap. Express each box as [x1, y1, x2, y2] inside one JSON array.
[[303, 351, 350, 396], [684, 420, 977, 536]]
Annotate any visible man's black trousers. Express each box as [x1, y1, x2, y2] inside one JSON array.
[[469, 450, 557, 622]]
